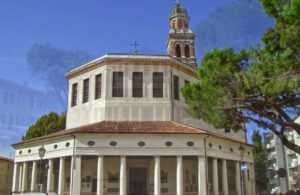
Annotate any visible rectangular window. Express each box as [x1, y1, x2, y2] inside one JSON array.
[[82, 78, 89, 103], [95, 74, 102, 99], [113, 72, 123, 97], [71, 83, 78, 107], [173, 75, 179, 100], [132, 72, 143, 97], [185, 80, 190, 86], [153, 72, 163, 98]]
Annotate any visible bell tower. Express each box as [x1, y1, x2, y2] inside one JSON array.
[[167, 2, 197, 67]]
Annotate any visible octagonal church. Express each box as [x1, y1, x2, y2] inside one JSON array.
[[12, 3, 255, 195]]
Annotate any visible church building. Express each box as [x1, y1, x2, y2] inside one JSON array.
[[12, 3, 255, 195]]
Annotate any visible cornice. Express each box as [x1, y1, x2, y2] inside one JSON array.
[[66, 55, 197, 80]]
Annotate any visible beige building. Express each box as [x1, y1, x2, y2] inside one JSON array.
[[0, 156, 13, 195], [264, 117, 300, 194], [11, 3, 255, 195]]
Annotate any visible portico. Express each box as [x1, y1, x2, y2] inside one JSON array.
[[13, 155, 254, 195], [12, 121, 255, 195]]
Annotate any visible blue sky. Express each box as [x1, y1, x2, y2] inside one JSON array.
[[0, 0, 235, 89], [3, 0, 268, 157]]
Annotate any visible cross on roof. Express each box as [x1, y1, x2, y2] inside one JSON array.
[[131, 40, 141, 54]]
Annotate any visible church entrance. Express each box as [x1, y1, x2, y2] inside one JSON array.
[[129, 168, 147, 195]]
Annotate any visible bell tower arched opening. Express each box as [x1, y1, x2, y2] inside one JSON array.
[[176, 45, 181, 57], [184, 45, 190, 58]]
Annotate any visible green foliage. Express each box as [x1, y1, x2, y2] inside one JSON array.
[[252, 130, 269, 193], [183, 0, 300, 153], [196, 0, 273, 57], [24, 112, 66, 140]]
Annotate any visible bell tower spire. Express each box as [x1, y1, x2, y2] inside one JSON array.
[[167, 3, 197, 67]]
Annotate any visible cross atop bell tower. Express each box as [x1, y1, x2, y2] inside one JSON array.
[[167, 3, 197, 67]]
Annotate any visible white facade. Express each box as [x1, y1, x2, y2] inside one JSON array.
[[66, 54, 245, 141]]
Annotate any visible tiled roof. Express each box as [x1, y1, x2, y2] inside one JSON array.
[[13, 121, 205, 145], [0, 156, 13, 162], [64, 121, 206, 134], [13, 121, 250, 146]]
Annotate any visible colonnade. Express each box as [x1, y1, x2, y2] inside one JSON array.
[[12, 156, 253, 195]]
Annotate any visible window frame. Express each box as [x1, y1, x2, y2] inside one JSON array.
[[95, 73, 102, 100], [112, 72, 124, 97], [173, 75, 179, 100], [82, 78, 90, 103], [71, 83, 78, 107], [153, 72, 164, 98], [132, 72, 143, 98]]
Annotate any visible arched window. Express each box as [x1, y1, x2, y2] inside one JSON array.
[[184, 45, 190, 58], [175, 45, 181, 57], [178, 21, 183, 29]]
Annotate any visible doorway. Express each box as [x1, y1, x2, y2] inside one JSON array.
[[129, 168, 147, 195]]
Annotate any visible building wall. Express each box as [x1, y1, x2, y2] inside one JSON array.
[[264, 121, 300, 194], [66, 61, 245, 141], [0, 158, 13, 195]]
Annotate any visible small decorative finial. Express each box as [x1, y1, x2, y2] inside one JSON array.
[[131, 40, 141, 54], [176, 0, 180, 5]]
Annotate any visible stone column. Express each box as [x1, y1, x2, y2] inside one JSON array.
[[180, 44, 185, 58], [191, 45, 195, 57], [154, 156, 161, 195], [47, 159, 54, 192], [235, 161, 242, 195], [222, 159, 229, 195], [198, 156, 207, 195], [176, 156, 183, 195], [212, 158, 219, 195], [12, 162, 19, 192], [97, 156, 104, 195], [250, 163, 256, 195], [21, 162, 28, 192], [71, 156, 82, 195], [58, 157, 65, 195], [31, 161, 38, 191], [120, 156, 126, 195], [18, 164, 23, 192]]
